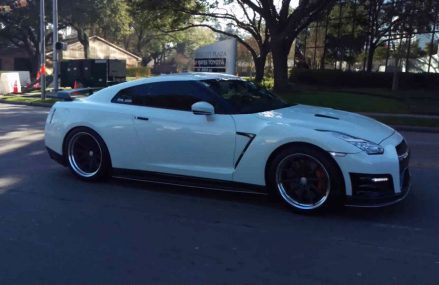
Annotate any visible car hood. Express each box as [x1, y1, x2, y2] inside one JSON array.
[[257, 104, 395, 144]]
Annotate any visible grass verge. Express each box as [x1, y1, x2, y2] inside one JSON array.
[[0, 95, 58, 105], [281, 90, 411, 114], [278, 89, 439, 128], [370, 116, 439, 128]]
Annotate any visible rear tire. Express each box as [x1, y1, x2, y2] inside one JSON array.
[[65, 128, 111, 181], [267, 145, 344, 214]]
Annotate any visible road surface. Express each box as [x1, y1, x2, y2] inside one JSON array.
[[0, 103, 438, 284]]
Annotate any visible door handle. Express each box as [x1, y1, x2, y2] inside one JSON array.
[[135, 116, 149, 121]]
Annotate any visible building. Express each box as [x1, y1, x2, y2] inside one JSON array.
[[0, 36, 141, 72], [54, 36, 141, 68], [0, 48, 33, 71]]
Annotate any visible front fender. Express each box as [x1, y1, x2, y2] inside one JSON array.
[[233, 124, 360, 186]]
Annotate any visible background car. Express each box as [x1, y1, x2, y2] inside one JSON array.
[[45, 73, 411, 213]]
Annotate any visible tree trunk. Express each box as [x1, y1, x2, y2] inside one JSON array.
[[77, 28, 90, 59], [253, 51, 268, 83], [392, 57, 400, 91], [271, 39, 291, 92], [254, 58, 265, 83], [366, 44, 376, 72]]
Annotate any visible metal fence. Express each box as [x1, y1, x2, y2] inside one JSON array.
[[296, 0, 439, 73]]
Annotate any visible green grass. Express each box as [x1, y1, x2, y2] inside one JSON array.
[[275, 88, 439, 127], [281, 90, 411, 114], [278, 84, 439, 115], [0, 95, 58, 105], [372, 116, 439, 128]]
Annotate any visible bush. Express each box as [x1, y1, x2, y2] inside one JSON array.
[[126, 66, 151, 78], [289, 69, 439, 90], [243, 77, 274, 90]]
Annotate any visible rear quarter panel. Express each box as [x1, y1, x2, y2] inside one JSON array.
[[45, 100, 142, 170]]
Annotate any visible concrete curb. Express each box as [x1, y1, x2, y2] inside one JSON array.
[[1, 100, 438, 133]]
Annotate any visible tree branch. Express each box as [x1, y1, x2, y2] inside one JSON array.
[[160, 24, 259, 59]]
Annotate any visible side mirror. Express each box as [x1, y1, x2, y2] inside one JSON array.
[[191, 101, 215, 115]]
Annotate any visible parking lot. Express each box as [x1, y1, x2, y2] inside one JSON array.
[[1, 103, 439, 284]]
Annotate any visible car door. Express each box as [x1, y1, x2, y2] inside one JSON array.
[[114, 81, 237, 181]]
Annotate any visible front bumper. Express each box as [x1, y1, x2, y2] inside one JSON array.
[[334, 134, 411, 208], [345, 169, 411, 207]]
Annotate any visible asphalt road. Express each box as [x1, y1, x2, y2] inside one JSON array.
[[1, 103, 439, 285]]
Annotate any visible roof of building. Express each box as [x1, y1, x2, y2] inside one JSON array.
[[47, 35, 141, 61]]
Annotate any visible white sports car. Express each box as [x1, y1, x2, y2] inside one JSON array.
[[45, 73, 411, 213]]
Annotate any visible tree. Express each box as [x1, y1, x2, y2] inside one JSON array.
[[0, 0, 45, 74], [319, 1, 368, 70], [59, 0, 131, 58], [155, 0, 337, 90], [237, 0, 337, 91], [425, 40, 439, 56], [120, 0, 203, 70], [91, 0, 132, 44], [173, 27, 217, 71], [360, 0, 438, 72], [146, 0, 271, 82]]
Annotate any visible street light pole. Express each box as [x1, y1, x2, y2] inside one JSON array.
[[52, 0, 59, 94], [39, 0, 46, 100]]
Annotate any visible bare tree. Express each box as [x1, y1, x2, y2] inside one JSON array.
[[236, 0, 337, 91], [361, 0, 438, 72], [153, 1, 271, 82], [160, 0, 336, 90]]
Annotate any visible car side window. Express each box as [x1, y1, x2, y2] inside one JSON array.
[[112, 84, 146, 105], [112, 81, 221, 112], [147, 81, 208, 111]]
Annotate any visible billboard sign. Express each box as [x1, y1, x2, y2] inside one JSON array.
[[193, 39, 237, 74]]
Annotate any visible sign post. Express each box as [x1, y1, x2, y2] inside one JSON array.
[[52, 0, 59, 94], [39, 0, 46, 100]]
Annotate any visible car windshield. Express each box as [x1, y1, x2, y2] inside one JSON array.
[[201, 79, 293, 114]]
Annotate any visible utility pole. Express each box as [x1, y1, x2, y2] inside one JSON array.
[[40, 0, 46, 100], [52, 0, 59, 94]]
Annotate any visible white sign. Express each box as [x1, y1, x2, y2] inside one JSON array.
[[194, 39, 237, 75]]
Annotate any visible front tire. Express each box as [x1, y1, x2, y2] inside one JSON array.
[[267, 145, 344, 213], [65, 128, 111, 181]]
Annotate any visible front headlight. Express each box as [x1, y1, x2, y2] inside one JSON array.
[[326, 131, 384, 155]]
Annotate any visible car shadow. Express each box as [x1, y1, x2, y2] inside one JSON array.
[[109, 175, 419, 222]]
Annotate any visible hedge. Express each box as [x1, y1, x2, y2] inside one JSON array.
[[126, 66, 151, 78], [289, 69, 439, 90]]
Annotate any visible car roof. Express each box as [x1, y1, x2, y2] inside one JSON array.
[[86, 72, 241, 103]]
